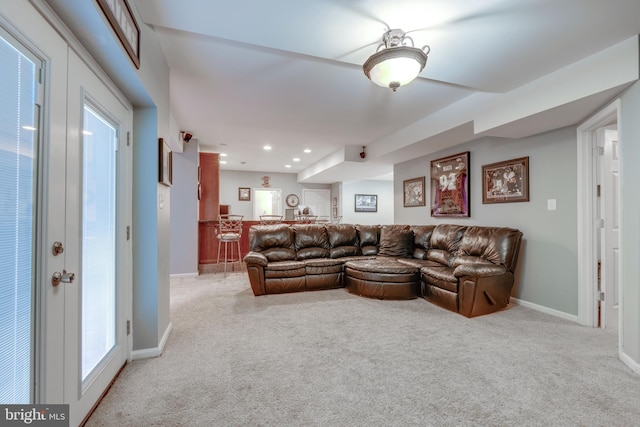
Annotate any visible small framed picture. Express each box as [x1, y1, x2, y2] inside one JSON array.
[[482, 156, 530, 204], [238, 187, 251, 201], [355, 194, 377, 212], [403, 176, 426, 207], [158, 138, 172, 187]]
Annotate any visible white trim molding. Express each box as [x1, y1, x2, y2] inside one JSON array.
[[620, 350, 640, 375], [130, 322, 173, 361], [511, 297, 578, 323], [170, 272, 199, 279]]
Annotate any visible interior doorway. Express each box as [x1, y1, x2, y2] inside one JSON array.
[[577, 100, 621, 338], [253, 188, 282, 220], [596, 128, 620, 330]]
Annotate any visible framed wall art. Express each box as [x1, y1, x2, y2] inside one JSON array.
[[430, 151, 469, 217], [403, 176, 426, 207], [482, 156, 530, 204], [238, 187, 251, 201], [354, 194, 377, 212], [159, 138, 172, 186], [96, 0, 140, 68]]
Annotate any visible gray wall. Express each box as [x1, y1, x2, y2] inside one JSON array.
[[621, 81, 640, 364], [219, 170, 331, 220], [394, 127, 578, 315], [342, 180, 394, 225], [170, 141, 199, 275]]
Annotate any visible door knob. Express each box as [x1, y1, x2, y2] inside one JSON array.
[[52, 270, 75, 287]]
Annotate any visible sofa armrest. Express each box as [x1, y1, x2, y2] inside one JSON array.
[[454, 263, 506, 278], [243, 251, 268, 267]]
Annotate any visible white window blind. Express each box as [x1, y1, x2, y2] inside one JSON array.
[[0, 30, 39, 404]]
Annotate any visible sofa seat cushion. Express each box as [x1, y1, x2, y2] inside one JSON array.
[[333, 255, 377, 264], [264, 261, 306, 278], [397, 258, 447, 269], [421, 266, 458, 293], [304, 258, 344, 275]]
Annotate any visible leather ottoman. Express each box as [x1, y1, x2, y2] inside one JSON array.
[[344, 258, 420, 300]]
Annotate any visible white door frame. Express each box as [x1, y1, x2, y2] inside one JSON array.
[[576, 99, 621, 340]]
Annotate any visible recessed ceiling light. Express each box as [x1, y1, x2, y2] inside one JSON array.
[[285, 164, 291, 168], [22, 126, 37, 131], [303, 149, 311, 153], [220, 153, 228, 157], [263, 145, 272, 151], [293, 157, 300, 162], [220, 160, 227, 164]]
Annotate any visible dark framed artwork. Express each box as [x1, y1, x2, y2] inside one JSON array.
[[430, 151, 469, 217], [355, 194, 377, 212], [159, 138, 172, 186], [238, 187, 251, 201], [96, 0, 140, 68], [403, 176, 426, 207], [482, 156, 530, 204]]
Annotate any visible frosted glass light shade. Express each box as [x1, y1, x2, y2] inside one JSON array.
[[363, 46, 428, 91]]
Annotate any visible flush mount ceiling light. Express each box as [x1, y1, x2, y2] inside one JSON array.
[[363, 29, 430, 92]]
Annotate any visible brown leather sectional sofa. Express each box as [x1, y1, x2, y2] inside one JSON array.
[[243, 223, 523, 318]]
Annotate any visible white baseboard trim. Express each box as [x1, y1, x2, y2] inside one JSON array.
[[170, 272, 199, 278], [620, 350, 640, 375], [130, 322, 173, 361], [511, 297, 579, 323]]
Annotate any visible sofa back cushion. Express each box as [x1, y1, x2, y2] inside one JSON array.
[[326, 224, 359, 258], [410, 225, 436, 260], [357, 225, 380, 256], [378, 225, 414, 258], [427, 224, 467, 266], [457, 226, 523, 271], [249, 224, 296, 262], [294, 224, 330, 260]]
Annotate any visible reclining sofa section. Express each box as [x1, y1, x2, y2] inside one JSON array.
[[243, 223, 523, 318]]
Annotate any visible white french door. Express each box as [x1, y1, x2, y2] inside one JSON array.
[[59, 51, 131, 425], [1, 3, 132, 424]]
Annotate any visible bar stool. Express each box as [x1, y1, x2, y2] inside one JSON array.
[[216, 214, 243, 275], [259, 214, 283, 224], [295, 215, 317, 224]]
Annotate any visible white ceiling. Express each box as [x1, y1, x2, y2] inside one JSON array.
[[133, 0, 640, 183]]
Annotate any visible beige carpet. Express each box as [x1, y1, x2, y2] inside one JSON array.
[[86, 272, 640, 426]]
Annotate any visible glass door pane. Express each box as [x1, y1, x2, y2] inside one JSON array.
[[81, 104, 117, 381], [0, 30, 39, 404]]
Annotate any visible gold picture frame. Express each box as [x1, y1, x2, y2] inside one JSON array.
[[238, 187, 251, 201], [482, 156, 530, 204], [403, 176, 426, 207]]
